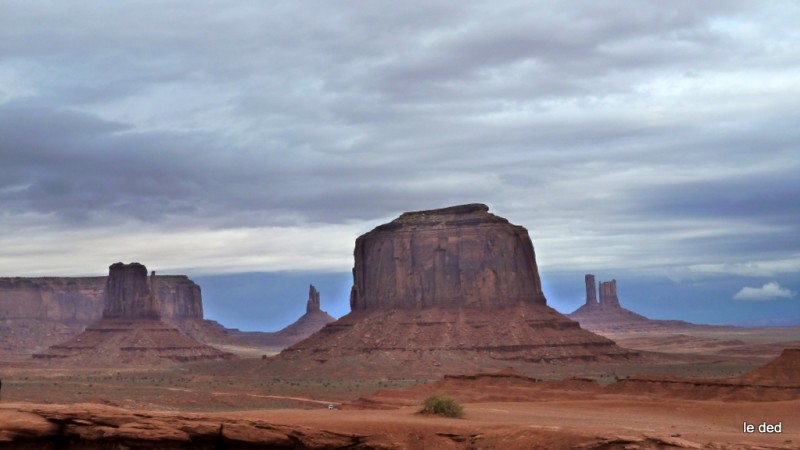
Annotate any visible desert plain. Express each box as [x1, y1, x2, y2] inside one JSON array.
[[1, 324, 799, 450]]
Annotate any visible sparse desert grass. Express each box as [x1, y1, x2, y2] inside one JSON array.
[[420, 395, 463, 418]]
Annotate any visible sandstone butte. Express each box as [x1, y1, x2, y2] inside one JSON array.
[[34, 262, 233, 365], [274, 204, 636, 376], [0, 269, 213, 359]]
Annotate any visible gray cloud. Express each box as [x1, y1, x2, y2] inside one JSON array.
[[1, 0, 799, 283]]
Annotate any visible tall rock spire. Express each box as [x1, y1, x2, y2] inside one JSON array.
[[306, 284, 321, 314], [585, 274, 598, 306]]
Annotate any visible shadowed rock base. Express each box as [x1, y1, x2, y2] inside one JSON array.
[[275, 304, 635, 377]]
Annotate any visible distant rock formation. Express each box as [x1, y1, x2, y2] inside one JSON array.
[[350, 204, 546, 310], [585, 274, 597, 306], [598, 279, 620, 308], [34, 262, 233, 365], [276, 204, 635, 376], [0, 272, 212, 360], [570, 275, 671, 331], [227, 284, 335, 348], [307, 284, 321, 314]]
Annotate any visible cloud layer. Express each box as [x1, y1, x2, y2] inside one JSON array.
[[733, 281, 795, 301], [1, 1, 799, 287]]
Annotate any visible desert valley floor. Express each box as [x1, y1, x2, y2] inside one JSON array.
[[1, 323, 799, 450]]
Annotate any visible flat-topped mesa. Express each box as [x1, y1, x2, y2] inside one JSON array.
[[585, 274, 598, 306], [102, 262, 161, 319], [307, 284, 321, 314], [599, 279, 620, 308], [349, 203, 546, 311]]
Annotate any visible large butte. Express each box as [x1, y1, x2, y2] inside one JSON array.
[[35, 262, 233, 365], [273, 204, 635, 376]]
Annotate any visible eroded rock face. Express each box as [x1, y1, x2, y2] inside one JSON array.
[[349, 204, 546, 310], [307, 284, 321, 314], [103, 263, 161, 319], [585, 274, 597, 306], [598, 279, 620, 308], [0, 276, 204, 322]]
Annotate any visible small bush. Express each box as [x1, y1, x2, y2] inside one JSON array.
[[420, 395, 463, 418]]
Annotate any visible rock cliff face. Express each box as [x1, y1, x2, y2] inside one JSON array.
[[0, 274, 204, 322], [103, 263, 160, 319], [0, 277, 105, 322], [276, 204, 635, 376], [349, 204, 546, 311]]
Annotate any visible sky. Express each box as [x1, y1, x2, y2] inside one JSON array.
[[1, 1, 798, 330]]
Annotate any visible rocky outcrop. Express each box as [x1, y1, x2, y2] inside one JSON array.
[[103, 263, 160, 319], [598, 279, 620, 308], [275, 204, 635, 376], [0, 277, 105, 322], [570, 275, 661, 331], [307, 284, 321, 314], [584, 274, 597, 306], [349, 204, 546, 311], [34, 262, 233, 365]]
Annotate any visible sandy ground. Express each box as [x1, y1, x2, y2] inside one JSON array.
[[1, 395, 797, 449]]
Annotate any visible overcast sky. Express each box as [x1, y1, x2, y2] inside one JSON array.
[[1, 1, 798, 327]]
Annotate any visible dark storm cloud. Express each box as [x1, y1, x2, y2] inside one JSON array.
[[1, 0, 799, 281]]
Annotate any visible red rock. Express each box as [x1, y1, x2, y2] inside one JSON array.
[[103, 263, 160, 319], [349, 204, 546, 310]]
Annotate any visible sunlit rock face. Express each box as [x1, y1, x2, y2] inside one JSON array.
[[349, 203, 547, 311]]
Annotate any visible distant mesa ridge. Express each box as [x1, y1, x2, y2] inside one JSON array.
[[0, 272, 204, 323]]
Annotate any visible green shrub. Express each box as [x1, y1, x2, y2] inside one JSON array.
[[420, 395, 463, 418]]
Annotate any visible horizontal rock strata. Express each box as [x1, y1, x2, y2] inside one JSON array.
[[350, 204, 546, 310]]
